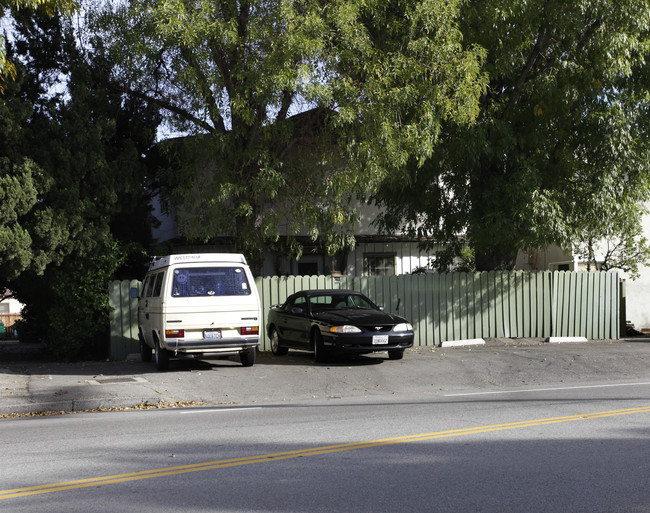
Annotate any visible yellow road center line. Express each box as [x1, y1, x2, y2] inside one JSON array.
[[2, 405, 649, 500]]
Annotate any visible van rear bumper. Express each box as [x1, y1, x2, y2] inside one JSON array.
[[162, 338, 259, 352]]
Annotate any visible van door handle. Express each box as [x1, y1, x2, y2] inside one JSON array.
[[145, 313, 149, 319], [145, 300, 148, 307]]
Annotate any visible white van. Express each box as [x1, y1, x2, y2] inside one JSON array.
[[136, 254, 261, 370]]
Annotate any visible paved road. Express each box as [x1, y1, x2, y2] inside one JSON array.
[[1, 377, 649, 512]]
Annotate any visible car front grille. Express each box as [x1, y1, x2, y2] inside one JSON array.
[[362, 325, 392, 333]]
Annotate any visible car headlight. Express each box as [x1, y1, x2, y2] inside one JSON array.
[[330, 325, 362, 334], [393, 323, 413, 332]]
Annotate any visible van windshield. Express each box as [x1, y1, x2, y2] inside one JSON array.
[[171, 267, 251, 297]]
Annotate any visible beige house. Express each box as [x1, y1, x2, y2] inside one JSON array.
[[151, 196, 442, 277]]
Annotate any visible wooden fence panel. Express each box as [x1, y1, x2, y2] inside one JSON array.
[[108, 280, 141, 360], [0, 313, 21, 338], [109, 271, 621, 359]]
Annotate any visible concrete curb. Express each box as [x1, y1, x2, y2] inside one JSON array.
[[2, 396, 164, 416], [547, 337, 589, 343], [441, 338, 486, 348]]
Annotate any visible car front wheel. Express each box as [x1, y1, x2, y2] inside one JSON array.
[[388, 348, 404, 360], [313, 330, 327, 363]]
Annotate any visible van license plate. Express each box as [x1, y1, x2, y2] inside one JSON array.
[[372, 335, 389, 345], [204, 330, 222, 340]]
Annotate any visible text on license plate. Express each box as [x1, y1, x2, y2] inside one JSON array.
[[372, 335, 389, 345], [204, 330, 222, 340]]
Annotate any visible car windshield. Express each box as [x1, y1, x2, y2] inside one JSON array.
[[171, 267, 251, 297], [309, 294, 376, 312]]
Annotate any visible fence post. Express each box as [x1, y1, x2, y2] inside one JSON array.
[[619, 279, 626, 338]]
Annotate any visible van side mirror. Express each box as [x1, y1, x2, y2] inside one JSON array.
[[130, 287, 139, 299]]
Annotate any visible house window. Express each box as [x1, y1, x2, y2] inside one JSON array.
[[293, 255, 322, 276], [298, 262, 319, 276], [364, 254, 396, 276]]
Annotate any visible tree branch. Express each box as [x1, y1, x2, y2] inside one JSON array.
[[505, 26, 554, 116], [109, 81, 217, 133], [276, 90, 293, 122], [180, 47, 226, 132]]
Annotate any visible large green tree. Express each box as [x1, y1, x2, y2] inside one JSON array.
[[375, 0, 650, 271], [1, 10, 159, 357], [90, 0, 487, 268]]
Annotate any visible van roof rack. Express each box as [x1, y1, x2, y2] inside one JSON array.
[[147, 253, 248, 272]]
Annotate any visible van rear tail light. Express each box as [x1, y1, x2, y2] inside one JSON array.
[[241, 327, 259, 336], [165, 329, 184, 338]]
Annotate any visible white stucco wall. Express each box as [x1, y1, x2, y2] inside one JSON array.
[[515, 247, 574, 271], [623, 275, 650, 330], [619, 211, 650, 331]]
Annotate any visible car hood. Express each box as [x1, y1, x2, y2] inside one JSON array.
[[314, 309, 408, 326]]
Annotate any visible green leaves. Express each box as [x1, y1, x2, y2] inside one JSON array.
[[0, 159, 39, 279], [0, 0, 77, 83], [375, 0, 650, 272], [90, 0, 486, 265], [2, 11, 159, 356]]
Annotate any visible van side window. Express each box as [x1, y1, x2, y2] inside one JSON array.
[[144, 276, 155, 297], [152, 273, 163, 297]]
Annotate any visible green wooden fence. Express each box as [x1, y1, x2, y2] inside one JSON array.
[[109, 271, 621, 359], [108, 280, 141, 361]]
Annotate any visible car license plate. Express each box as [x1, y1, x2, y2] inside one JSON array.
[[204, 330, 222, 340], [372, 335, 389, 345]]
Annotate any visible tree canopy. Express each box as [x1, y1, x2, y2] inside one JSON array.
[[1, 10, 159, 356], [374, 0, 650, 271], [0, 0, 76, 81], [89, 0, 487, 267]]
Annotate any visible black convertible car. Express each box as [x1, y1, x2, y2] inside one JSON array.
[[266, 289, 414, 362]]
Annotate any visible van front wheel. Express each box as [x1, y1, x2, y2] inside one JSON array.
[[240, 347, 256, 367], [140, 337, 152, 362], [155, 340, 170, 371]]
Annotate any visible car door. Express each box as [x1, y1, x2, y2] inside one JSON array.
[[278, 295, 311, 348]]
